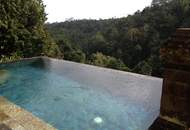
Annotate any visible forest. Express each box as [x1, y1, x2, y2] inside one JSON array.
[[1, 0, 190, 77]]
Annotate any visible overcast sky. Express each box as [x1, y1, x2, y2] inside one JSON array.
[[43, 0, 152, 23]]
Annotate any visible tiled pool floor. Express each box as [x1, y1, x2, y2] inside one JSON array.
[[0, 96, 56, 130]]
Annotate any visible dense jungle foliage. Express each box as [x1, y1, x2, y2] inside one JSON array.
[[46, 0, 190, 77], [0, 0, 190, 77], [0, 0, 62, 62]]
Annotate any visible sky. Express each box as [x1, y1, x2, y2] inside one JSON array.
[[43, 0, 152, 23]]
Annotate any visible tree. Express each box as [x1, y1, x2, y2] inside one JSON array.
[[57, 40, 86, 63], [133, 61, 152, 75], [0, 0, 62, 60], [127, 28, 142, 42], [151, 0, 172, 6], [89, 52, 130, 71]]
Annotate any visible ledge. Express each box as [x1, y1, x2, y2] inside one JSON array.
[[0, 96, 57, 130]]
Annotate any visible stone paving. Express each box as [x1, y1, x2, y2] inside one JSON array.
[[0, 96, 57, 130]]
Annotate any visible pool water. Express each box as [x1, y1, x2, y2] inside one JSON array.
[[0, 58, 163, 130]]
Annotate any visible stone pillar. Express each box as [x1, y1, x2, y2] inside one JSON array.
[[149, 28, 190, 130]]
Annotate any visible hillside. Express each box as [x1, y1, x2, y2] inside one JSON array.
[[46, 0, 190, 77]]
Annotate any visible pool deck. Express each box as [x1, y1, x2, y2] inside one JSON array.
[[0, 96, 56, 130]]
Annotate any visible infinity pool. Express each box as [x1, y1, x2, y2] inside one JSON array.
[[0, 57, 163, 130]]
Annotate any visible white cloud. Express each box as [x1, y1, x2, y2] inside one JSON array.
[[43, 0, 152, 23]]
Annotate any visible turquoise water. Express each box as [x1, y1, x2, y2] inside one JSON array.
[[0, 58, 162, 130]]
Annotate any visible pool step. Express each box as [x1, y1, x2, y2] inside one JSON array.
[[0, 96, 57, 130]]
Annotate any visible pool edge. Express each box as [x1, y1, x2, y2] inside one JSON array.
[[0, 96, 57, 130], [0, 56, 163, 81]]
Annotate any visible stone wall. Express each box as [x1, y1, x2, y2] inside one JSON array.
[[161, 68, 190, 126], [149, 28, 190, 130]]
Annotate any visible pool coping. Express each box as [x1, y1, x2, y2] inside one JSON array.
[[0, 96, 57, 130]]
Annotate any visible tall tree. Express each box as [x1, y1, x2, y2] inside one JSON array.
[[0, 0, 61, 59]]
